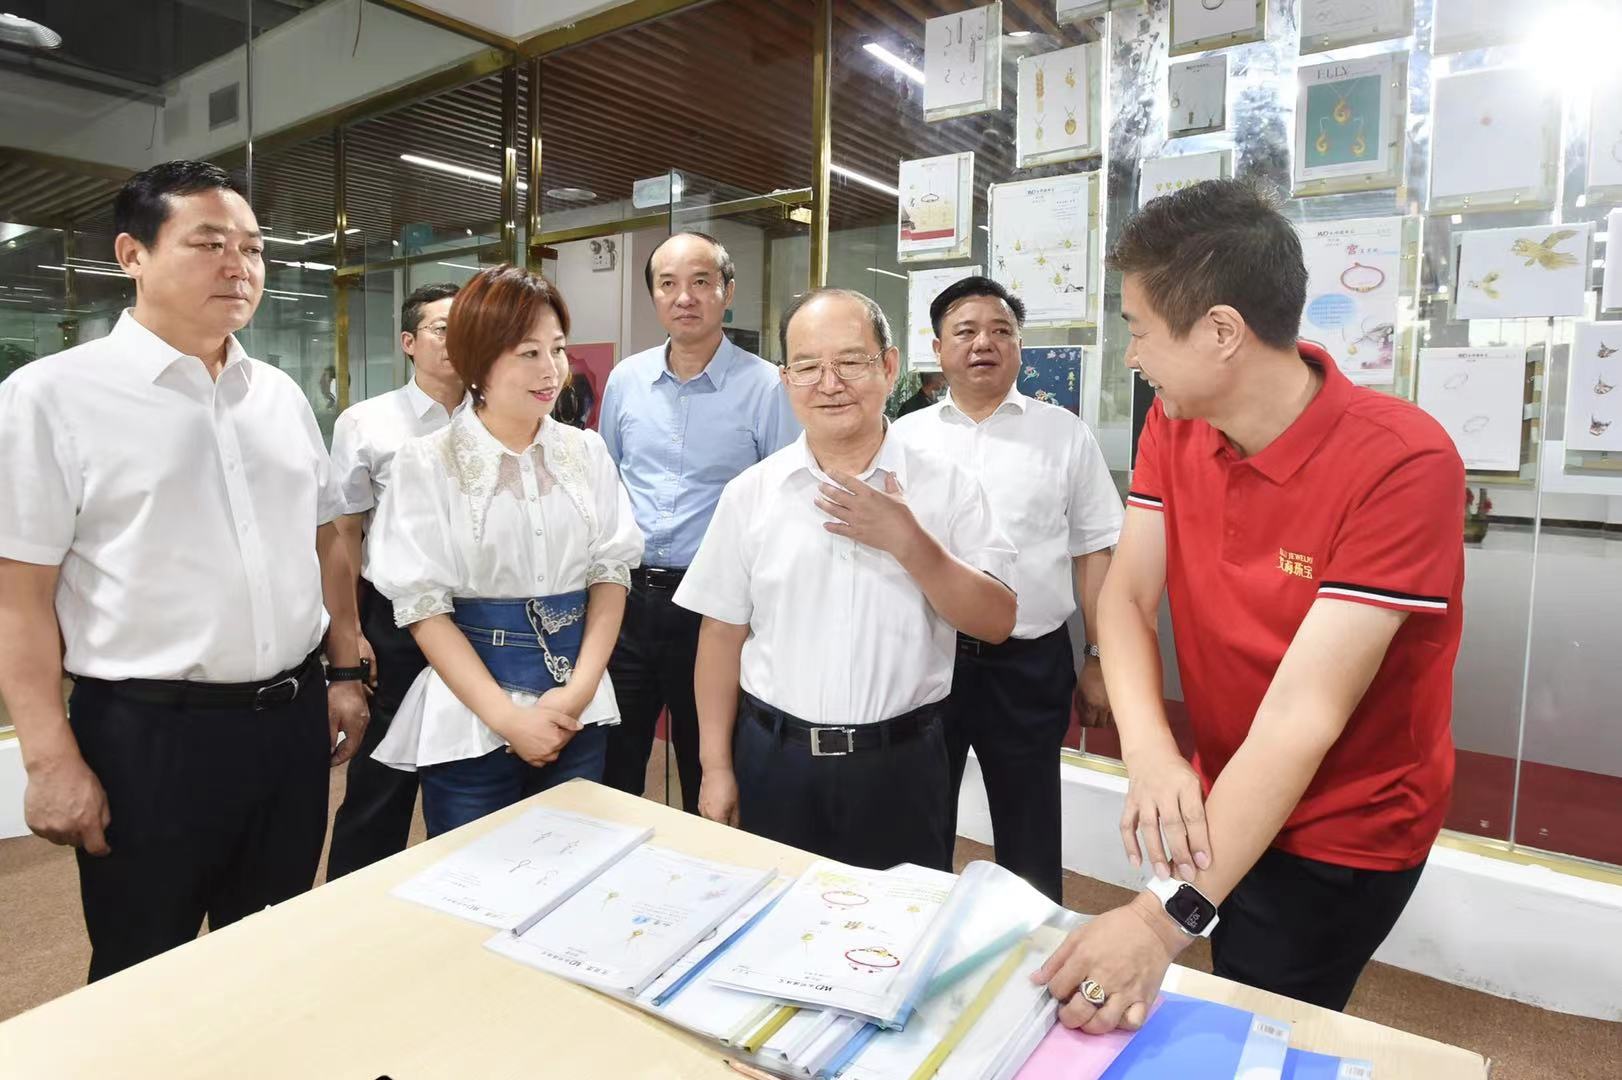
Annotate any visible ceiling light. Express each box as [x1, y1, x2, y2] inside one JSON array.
[[863, 42, 925, 85], [864, 267, 907, 281], [39, 264, 127, 278], [400, 153, 529, 192], [265, 288, 326, 300], [546, 187, 597, 202], [1008, 30, 1034, 38], [0, 13, 62, 49], [0, 297, 31, 305], [831, 163, 899, 197], [438, 262, 480, 270]]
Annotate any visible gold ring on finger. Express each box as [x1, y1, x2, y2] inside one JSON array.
[[1080, 978, 1108, 1006]]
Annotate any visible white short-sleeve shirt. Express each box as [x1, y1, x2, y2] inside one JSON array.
[[328, 377, 466, 579], [0, 311, 342, 682], [366, 409, 644, 769], [672, 429, 1016, 725], [893, 385, 1123, 638]]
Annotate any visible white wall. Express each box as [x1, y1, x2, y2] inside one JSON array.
[[0, 1, 484, 170], [551, 235, 626, 353], [956, 756, 1622, 1021]]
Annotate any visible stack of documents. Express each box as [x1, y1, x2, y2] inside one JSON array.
[[390, 805, 650, 929], [485, 844, 776, 996]]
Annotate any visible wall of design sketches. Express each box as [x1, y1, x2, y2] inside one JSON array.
[[833, 0, 1622, 863]]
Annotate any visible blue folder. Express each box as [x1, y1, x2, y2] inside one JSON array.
[[1099, 991, 1291, 1079]]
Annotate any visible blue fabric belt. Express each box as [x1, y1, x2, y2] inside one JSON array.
[[451, 591, 588, 696]]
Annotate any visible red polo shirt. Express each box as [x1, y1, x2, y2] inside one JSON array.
[[1128, 342, 1464, 870]]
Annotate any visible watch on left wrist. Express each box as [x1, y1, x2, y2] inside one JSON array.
[[326, 659, 370, 683]]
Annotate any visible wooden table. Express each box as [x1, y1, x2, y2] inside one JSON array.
[[0, 782, 1488, 1079]]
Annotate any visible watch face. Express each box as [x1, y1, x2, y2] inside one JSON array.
[[1165, 883, 1216, 935]]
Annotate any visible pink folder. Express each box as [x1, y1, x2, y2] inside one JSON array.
[[1012, 996, 1166, 1080]]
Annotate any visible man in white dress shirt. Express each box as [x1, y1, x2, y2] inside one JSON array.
[[325, 281, 463, 878], [674, 288, 1017, 871], [0, 161, 368, 981], [894, 276, 1122, 901]]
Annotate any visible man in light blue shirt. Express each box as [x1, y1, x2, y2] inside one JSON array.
[[598, 231, 799, 811]]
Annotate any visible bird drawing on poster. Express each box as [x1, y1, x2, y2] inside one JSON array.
[[1511, 230, 1579, 270]]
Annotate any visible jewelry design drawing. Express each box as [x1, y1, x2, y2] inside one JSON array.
[[1064, 104, 1078, 136], [1467, 271, 1502, 299], [1339, 261, 1385, 293], [1462, 415, 1491, 434], [844, 946, 903, 972], [1597, 341, 1617, 358], [1590, 416, 1612, 436], [1444, 372, 1470, 390], [1333, 90, 1352, 126], [1350, 117, 1367, 158], [1316, 118, 1330, 156], [1511, 230, 1579, 270], [1200, 0, 1225, 9], [1595, 376, 1614, 395]]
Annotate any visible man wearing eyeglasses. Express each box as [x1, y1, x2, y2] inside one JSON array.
[[597, 232, 798, 813], [673, 288, 1016, 871], [325, 281, 465, 877]]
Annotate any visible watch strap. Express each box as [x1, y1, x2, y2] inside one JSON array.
[[326, 661, 370, 683], [1146, 876, 1220, 938]]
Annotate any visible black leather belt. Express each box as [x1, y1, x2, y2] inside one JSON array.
[[631, 566, 687, 592], [72, 651, 322, 712], [742, 692, 941, 756], [956, 627, 1062, 658]]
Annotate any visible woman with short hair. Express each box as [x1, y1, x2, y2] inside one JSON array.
[[369, 265, 642, 836]]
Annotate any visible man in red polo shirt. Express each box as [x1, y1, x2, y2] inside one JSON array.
[[1036, 180, 1464, 1031]]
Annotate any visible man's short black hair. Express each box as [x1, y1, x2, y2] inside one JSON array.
[[1109, 179, 1307, 350], [929, 276, 1027, 337], [402, 282, 461, 337], [643, 231, 735, 295], [113, 160, 249, 248]]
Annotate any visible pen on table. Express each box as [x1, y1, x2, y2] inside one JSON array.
[[722, 1057, 777, 1080]]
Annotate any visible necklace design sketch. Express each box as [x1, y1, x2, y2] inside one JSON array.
[[1339, 261, 1385, 293]]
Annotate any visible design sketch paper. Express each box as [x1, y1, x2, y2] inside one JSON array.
[[1018, 346, 1084, 413], [637, 877, 790, 1006], [1170, 0, 1262, 54], [1588, 83, 1622, 192], [1139, 149, 1231, 207], [1416, 347, 1526, 472], [1430, 67, 1557, 206], [1605, 210, 1622, 311], [989, 173, 1093, 327], [898, 153, 974, 262], [1567, 323, 1622, 453], [1300, 0, 1411, 53], [924, 3, 1001, 120], [1167, 57, 1227, 138], [1454, 223, 1592, 320], [712, 860, 956, 1020], [1432, 0, 1538, 54], [1299, 216, 1404, 385], [1294, 55, 1399, 189], [389, 805, 651, 929], [909, 264, 982, 371], [486, 845, 773, 997], [1018, 43, 1096, 167]]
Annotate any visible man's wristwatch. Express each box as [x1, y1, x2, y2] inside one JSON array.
[[1146, 876, 1219, 938], [1084, 642, 1100, 659], [327, 659, 370, 683]]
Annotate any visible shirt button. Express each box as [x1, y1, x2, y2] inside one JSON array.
[[529, 495, 538, 502], [536, 573, 545, 582], [260, 643, 270, 654], [534, 528, 542, 536]]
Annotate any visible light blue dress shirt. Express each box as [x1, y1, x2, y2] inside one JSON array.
[[598, 334, 800, 569]]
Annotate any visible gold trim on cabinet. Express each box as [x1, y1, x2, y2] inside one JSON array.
[[810, 0, 832, 288]]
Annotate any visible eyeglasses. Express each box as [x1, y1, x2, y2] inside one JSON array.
[[783, 351, 884, 386], [414, 323, 449, 340]]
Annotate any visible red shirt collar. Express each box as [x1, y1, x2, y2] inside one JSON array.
[[1202, 340, 1353, 484]]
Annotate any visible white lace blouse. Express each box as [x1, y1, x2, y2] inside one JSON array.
[[367, 408, 644, 770]]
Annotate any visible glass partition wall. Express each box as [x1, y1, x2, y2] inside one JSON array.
[[2, 0, 1618, 872]]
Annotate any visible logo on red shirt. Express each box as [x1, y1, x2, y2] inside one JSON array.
[[1277, 548, 1315, 579]]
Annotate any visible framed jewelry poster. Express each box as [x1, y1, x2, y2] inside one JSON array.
[[1299, 0, 1413, 54], [1452, 224, 1594, 321], [897, 152, 975, 263], [1017, 43, 1102, 168], [1432, 0, 1540, 55], [923, 3, 1002, 123], [1169, 0, 1266, 58], [1567, 323, 1622, 453], [1415, 347, 1528, 472], [1429, 67, 1560, 213], [1586, 83, 1622, 197], [1299, 216, 1411, 386], [1292, 54, 1407, 197], [907, 264, 981, 372], [1604, 210, 1622, 312], [988, 172, 1098, 328], [1138, 149, 1233, 208], [1167, 56, 1227, 138], [1018, 346, 1084, 414]]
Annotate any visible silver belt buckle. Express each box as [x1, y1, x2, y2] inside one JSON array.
[[254, 675, 301, 711], [810, 726, 855, 756]]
